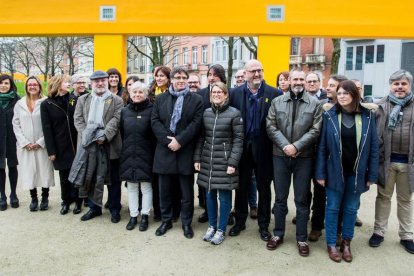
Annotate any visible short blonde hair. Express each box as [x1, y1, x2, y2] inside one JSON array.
[[209, 81, 229, 103], [47, 74, 70, 98], [129, 81, 148, 97]]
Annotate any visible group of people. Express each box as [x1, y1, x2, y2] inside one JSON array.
[[0, 59, 413, 262]]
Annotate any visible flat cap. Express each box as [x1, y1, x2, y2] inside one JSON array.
[[90, 70, 109, 80]]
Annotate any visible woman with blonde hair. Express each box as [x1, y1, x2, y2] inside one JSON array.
[[13, 76, 55, 211], [41, 74, 80, 215]]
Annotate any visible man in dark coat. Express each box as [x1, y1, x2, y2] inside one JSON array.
[[151, 66, 204, 239], [228, 59, 282, 241]]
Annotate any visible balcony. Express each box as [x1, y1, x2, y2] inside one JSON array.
[[305, 54, 326, 64], [289, 55, 302, 65]]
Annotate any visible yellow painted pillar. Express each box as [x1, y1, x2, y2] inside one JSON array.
[[94, 35, 127, 79], [258, 35, 291, 86]]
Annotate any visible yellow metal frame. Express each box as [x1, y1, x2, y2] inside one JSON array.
[[3, 0, 413, 80]]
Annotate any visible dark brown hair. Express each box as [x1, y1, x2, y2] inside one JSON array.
[[336, 80, 361, 113]]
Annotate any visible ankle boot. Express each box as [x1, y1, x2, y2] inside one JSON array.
[[139, 214, 149, 231], [29, 189, 38, 211], [39, 188, 49, 211], [10, 194, 19, 208], [340, 239, 353, 262], [0, 196, 7, 211], [126, 216, 138, 230], [73, 199, 82, 215]]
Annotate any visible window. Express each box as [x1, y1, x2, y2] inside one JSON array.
[[233, 46, 238, 60], [355, 46, 363, 70], [215, 41, 221, 61], [377, 44, 385, 62], [365, 45, 374, 63], [290, 38, 300, 56], [134, 54, 138, 69], [364, 85, 372, 96], [346, 47, 353, 70], [222, 42, 228, 61], [202, 45, 208, 64], [182, 47, 188, 64], [313, 38, 324, 55], [192, 47, 198, 65], [173, 49, 178, 66]]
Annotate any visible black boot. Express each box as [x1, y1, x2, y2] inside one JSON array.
[[39, 188, 49, 211], [60, 202, 70, 215], [0, 196, 7, 211], [9, 167, 18, 208], [73, 199, 82, 215], [139, 214, 149, 231], [126, 216, 138, 230], [0, 170, 6, 211], [29, 189, 38, 212]]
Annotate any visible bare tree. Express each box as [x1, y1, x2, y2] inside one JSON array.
[[61, 37, 80, 75], [240, 37, 257, 59], [14, 38, 33, 76], [221, 37, 238, 89], [331, 38, 341, 74], [0, 38, 17, 75], [127, 36, 181, 67]]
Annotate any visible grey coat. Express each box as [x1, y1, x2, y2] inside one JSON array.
[[74, 93, 123, 160], [376, 96, 414, 192], [194, 103, 244, 191], [266, 91, 323, 157]]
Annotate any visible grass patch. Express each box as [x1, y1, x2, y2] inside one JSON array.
[[15, 81, 48, 97]]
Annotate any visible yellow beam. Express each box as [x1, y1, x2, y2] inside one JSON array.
[[93, 35, 127, 80], [2, 0, 414, 38], [258, 36, 291, 86]]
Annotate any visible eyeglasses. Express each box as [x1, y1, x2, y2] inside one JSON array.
[[306, 80, 319, 84], [188, 81, 199, 84], [27, 84, 39, 87], [173, 77, 188, 81], [247, 69, 263, 74], [211, 91, 224, 95], [235, 75, 244, 79]]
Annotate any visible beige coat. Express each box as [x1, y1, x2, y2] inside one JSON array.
[[12, 97, 55, 190]]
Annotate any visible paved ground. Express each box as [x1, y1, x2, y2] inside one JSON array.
[[0, 172, 412, 275]]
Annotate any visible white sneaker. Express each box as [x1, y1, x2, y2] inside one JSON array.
[[203, 226, 216, 242], [211, 230, 225, 245]]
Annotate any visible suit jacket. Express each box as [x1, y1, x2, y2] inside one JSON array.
[[73, 92, 123, 160], [229, 81, 282, 183], [151, 91, 203, 175]]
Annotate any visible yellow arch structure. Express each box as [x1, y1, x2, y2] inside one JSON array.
[[2, 0, 414, 80]]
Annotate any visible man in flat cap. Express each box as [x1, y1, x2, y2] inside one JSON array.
[[70, 70, 123, 222]]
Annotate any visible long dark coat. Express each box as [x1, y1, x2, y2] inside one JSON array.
[[0, 93, 19, 168], [229, 81, 282, 183], [151, 90, 203, 175], [194, 102, 244, 191], [120, 100, 155, 182], [40, 94, 76, 170]]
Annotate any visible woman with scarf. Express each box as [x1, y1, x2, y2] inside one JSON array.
[[194, 82, 243, 245], [315, 80, 379, 262], [0, 75, 20, 211], [13, 76, 55, 211], [41, 75, 80, 215]]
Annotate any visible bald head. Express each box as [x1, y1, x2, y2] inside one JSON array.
[[244, 59, 264, 91]]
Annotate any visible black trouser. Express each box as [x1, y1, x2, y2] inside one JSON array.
[[310, 178, 326, 231], [153, 174, 181, 219], [108, 159, 122, 214], [158, 174, 194, 226], [59, 169, 72, 204], [198, 185, 207, 209], [0, 167, 18, 199], [235, 141, 272, 229]]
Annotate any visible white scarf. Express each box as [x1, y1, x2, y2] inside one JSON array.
[[87, 89, 112, 127]]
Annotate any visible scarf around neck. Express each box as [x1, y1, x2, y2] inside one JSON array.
[[387, 91, 413, 130], [87, 90, 112, 127], [168, 85, 189, 134], [0, 91, 16, 109]]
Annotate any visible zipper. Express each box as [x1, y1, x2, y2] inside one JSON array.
[[208, 110, 219, 192], [48, 100, 76, 154], [326, 111, 345, 183], [353, 112, 371, 192]]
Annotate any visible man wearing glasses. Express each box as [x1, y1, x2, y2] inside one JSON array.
[[188, 74, 201, 93], [151, 66, 204, 239], [229, 59, 282, 241], [234, 69, 245, 87], [305, 72, 328, 103]]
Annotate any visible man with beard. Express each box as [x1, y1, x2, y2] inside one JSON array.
[[266, 69, 322, 257], [188, 74, 201, 93], [369, 70, 414, 254], [229, 59, 282, 241]]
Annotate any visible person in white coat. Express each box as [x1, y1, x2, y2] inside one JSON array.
[[12, 76, 55, 211]]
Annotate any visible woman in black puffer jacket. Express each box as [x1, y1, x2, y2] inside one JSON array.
[[120, 81, 155, 231], [194, 82, 243, 245]]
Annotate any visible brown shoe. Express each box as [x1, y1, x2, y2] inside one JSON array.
[[266, 236, 283, 250], [249, 207, 258, 219], [355, 216, 363, 227], [340, 239, 353, 262], [308, 230, 322, 242], [327, 246, 341, 262], [297, 241, 310, 257]]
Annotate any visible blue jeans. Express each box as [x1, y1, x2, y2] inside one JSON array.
[[325, 174, 361, 246], [273, 156, 312, 242], [206, 189, 232, 232], [248, 171, 258, 209]]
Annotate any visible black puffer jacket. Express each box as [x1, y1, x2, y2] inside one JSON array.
[[119, 99, 155, 182], [0, 93, 19, 169], [194, 102, 244, 191]]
